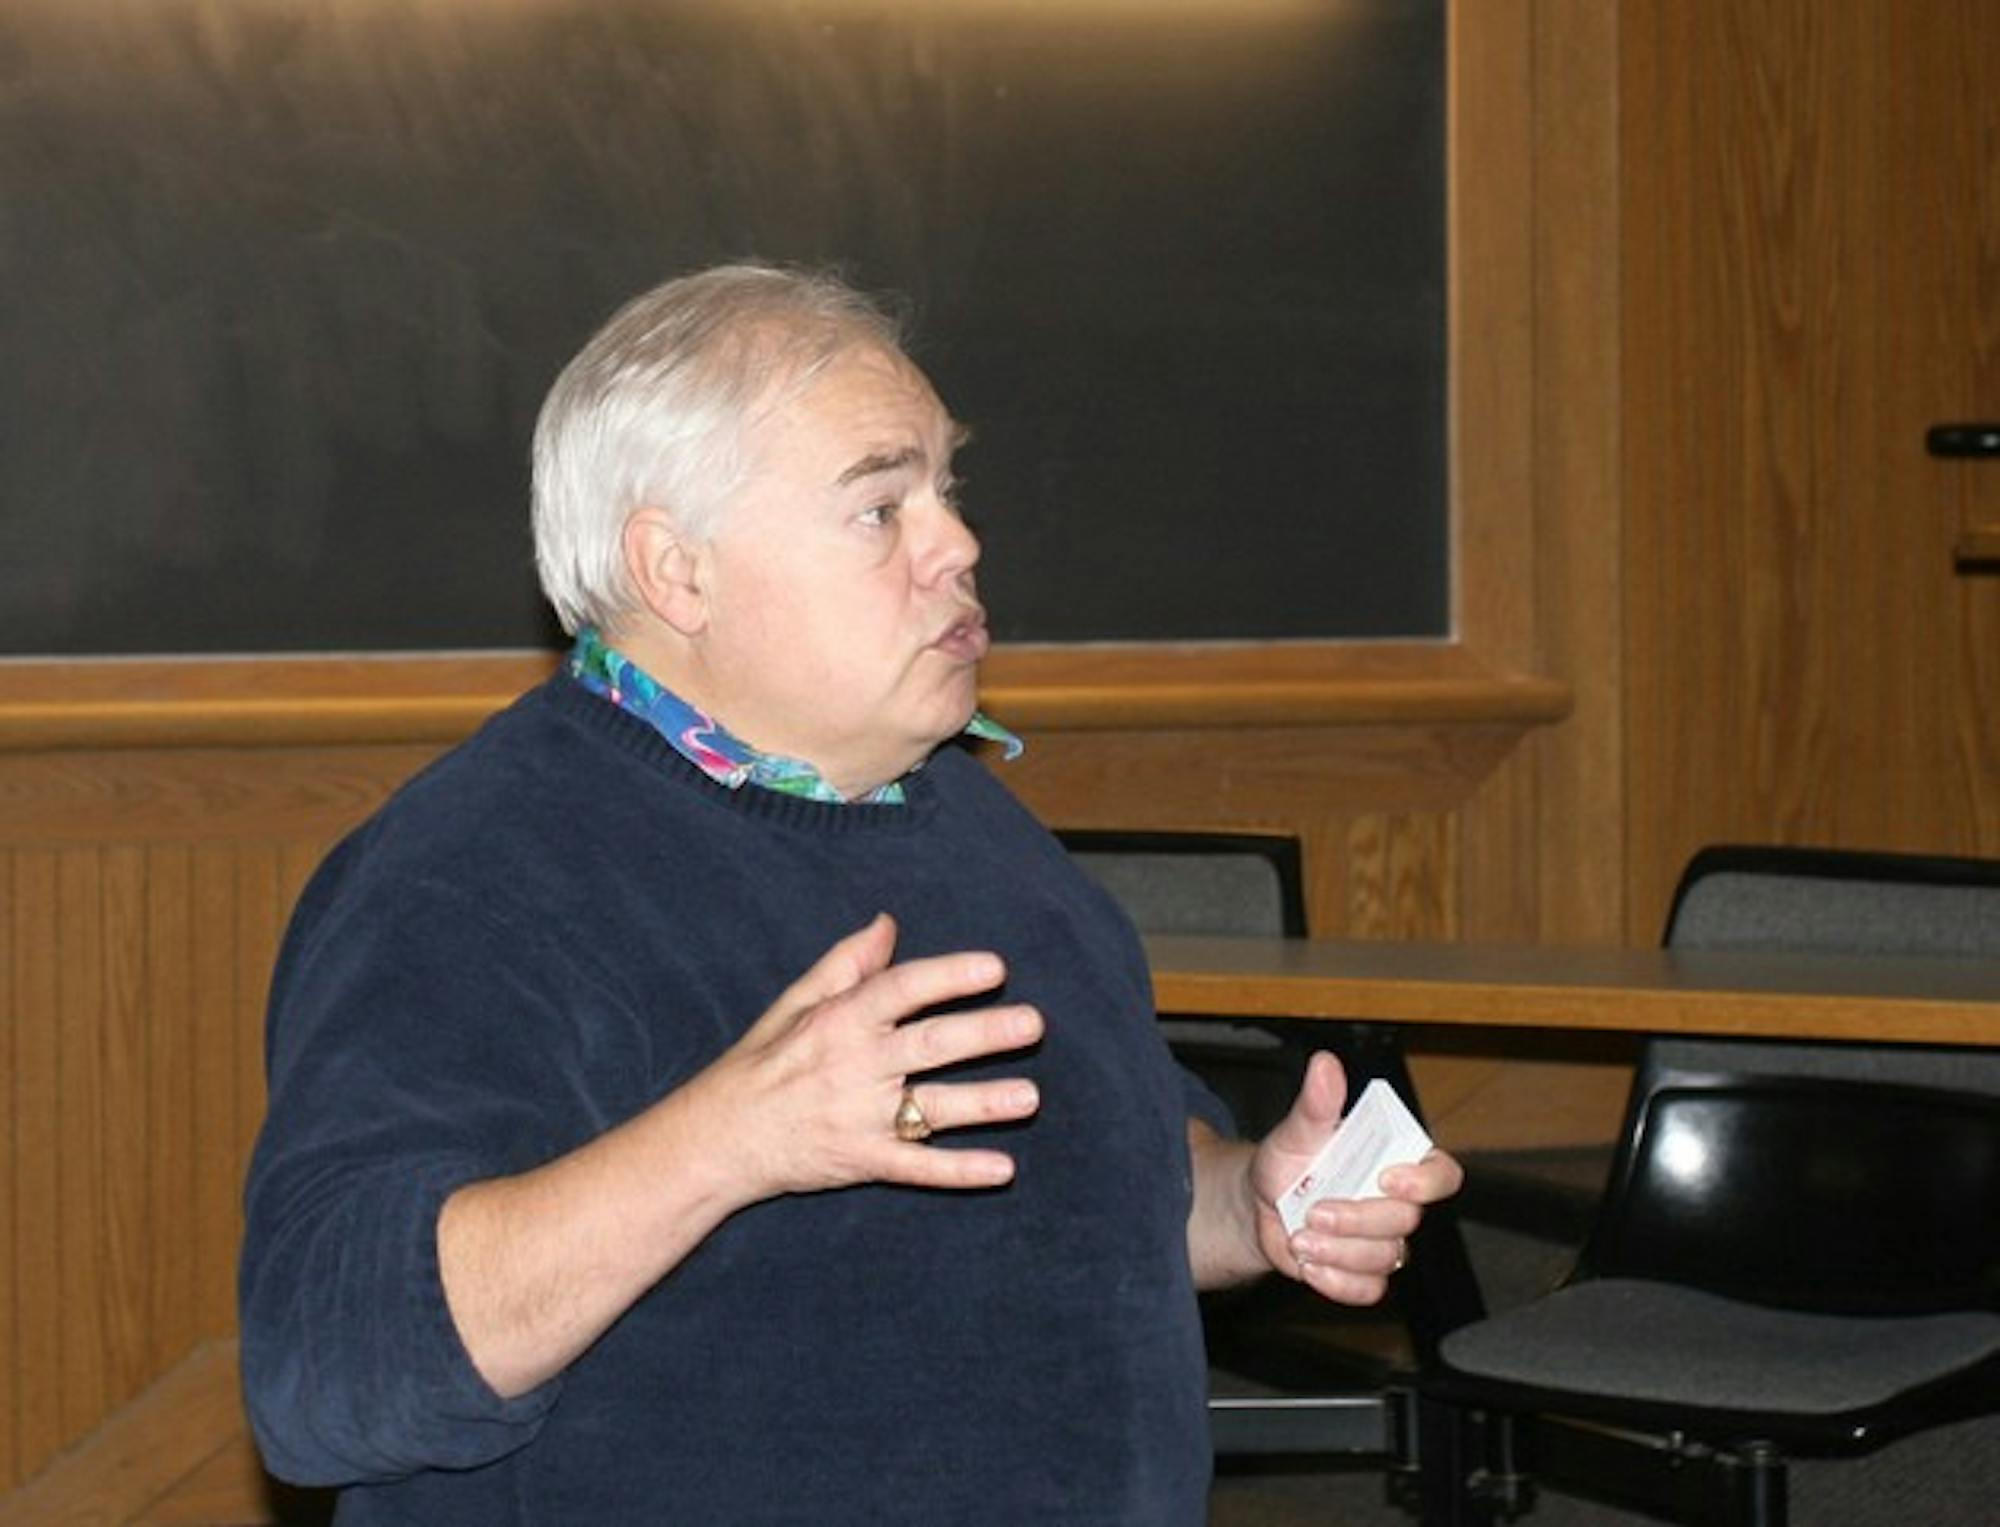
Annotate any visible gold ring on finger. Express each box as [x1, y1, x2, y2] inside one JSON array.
[[894, 1086, 933, 1142]]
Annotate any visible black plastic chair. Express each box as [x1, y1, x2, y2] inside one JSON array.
[[1415, 845, 2000, 1527]]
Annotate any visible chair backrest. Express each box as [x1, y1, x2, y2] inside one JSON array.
[[1054, 828, 1306, 938], [1057, 828, 1308, 1136], [1581, 845, 2000, 1314], [1663, 844, 2000, 959]]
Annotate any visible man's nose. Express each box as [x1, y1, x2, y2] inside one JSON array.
[[918, 496, 981, 584]]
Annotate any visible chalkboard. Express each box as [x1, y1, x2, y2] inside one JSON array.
[[0, 0, 1445, 655]]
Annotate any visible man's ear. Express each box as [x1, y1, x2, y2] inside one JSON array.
[[622, 508, 709, 635]]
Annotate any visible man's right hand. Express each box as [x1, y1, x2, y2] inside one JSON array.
[[691, 911, 1044, 1200], [439, 913, 1041, 1399]]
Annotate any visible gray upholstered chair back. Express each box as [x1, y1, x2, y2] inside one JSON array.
[[1058, 831, 1304, 938], [1056, 829, 1306, 1133], [1656, 846, 2000, 1096], [1667, 865, 2000, 959]]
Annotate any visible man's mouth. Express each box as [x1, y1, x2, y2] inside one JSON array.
[[930, 608, 990, 663]]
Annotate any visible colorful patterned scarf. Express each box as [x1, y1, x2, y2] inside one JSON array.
[[567, 627, 1021, 805]]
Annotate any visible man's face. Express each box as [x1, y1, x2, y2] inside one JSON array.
[[685, 344, 986, 798]]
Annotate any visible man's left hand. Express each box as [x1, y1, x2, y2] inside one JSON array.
[[1249, 1051, 1464, 1306]]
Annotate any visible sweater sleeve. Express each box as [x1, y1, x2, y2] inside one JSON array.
[[1179, 1061, 1239, 1139], [239, 855, 644, 1486]]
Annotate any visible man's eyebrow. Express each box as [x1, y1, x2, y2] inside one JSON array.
[[832, 423, 970, 490], [833, 446, 923, 489]]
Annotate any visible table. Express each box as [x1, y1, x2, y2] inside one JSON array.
[[1146, 935, 2000, 1046], [1145, 934, 2000, 1365]]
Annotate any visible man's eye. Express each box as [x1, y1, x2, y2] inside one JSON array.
[[939, 476, 966, 512], [858, 503, 898, 528]]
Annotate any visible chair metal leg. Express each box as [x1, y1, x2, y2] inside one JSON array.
[[1412, 1394, 1501, 1527], [1514, 1417, 1790, 1527], [1671, 1439, 1787, 1527]]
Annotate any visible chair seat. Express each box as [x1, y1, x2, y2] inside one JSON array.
[[1441, 1279, 2000, 1415]]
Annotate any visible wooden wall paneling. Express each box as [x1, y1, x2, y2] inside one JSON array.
[[0, 853, 14, 1490], [1000, 724, 1531, 831], [56, 850, 108, 1448], [102, 847, 152, 1411], [233, 847, 281, 1215], [1941, 0, 2000, 840], [1406, 0, 1631, 1155], [1338, 810, 1452, 940], [1623, 0, 2000, 935], [1296, 815, 1343, 939], [1450, 0, 1536, 661], [1959, 584, 2000, 845], [1831, 0, 1967, 854], [1617, 1, 1683, 939], [1443, 0, 1623, 947], [1977, 0, 2000, 545], [146, 846, 198, 1379], [1344, 813, 1455, 940], [1622, 0, 1727, 934], [189, 845, 243, 1344], [1963, 0, 2000, 806], [1879, 0, 1995, 847], [1001, 718, 1532, 945], [7, 851, 61, 1488], [0, 745, 457, 850], [1529, 0, 1624, 944], [0, 655, 557, 754], [0, 744, 415, 1504], [1447, 0, 1542, 945], [0, 748, 464, 1502], [1712, 0, 1834, 853], [1621, 0, 1827, 932]]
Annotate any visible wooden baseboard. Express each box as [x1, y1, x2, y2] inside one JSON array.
[[0, 1341, 279, 1527]]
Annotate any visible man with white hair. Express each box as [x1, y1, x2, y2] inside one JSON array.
[[240, 264, 1461, 1524]]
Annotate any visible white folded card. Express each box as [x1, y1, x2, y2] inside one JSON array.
[[1277, 1078, 1434, 1236]]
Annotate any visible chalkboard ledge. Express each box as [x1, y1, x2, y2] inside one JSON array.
[[982, 642, 1568, 732], [0, 643, 1568, 753]]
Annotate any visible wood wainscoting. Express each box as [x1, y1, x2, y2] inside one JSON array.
[[0, 641, 1579, 1517]]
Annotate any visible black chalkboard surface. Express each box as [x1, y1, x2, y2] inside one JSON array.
[[0, 0, 1444, 655]]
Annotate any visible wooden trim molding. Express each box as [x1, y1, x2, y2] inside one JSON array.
[[0, 642, 1569, 754], [984, 643, 1569, 730], [0, 1340, 267, 1527]]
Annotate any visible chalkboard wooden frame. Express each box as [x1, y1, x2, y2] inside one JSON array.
[[0, 0, 1447, 655], [0, 642, 1568, 754]]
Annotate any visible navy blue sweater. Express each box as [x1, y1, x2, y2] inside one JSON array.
[[240, 675, 1223, 1524]]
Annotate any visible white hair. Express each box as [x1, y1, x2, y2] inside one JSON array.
[[531, 263, 907, 635]]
